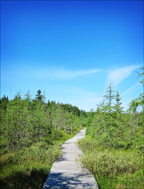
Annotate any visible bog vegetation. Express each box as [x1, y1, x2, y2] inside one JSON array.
[[0, 90, 86, 188], [0, 68, 143, 189], [77, 68, 144, 189]]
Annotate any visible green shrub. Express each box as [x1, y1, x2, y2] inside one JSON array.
[[77, 137, 143, 188]]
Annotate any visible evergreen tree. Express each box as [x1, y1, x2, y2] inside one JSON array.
[[113, 91, 124, 113], [36, 90, 43, 101], [128, 99, 139, 113], [47, 100, 51, 107], [103, 82, 115, 113]]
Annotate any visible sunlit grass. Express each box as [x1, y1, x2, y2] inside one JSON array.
[[0, 142, 59, 189], [0, 127, 83, 189], [77, 137, 144, 189]]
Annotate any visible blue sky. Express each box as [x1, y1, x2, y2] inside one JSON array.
[[1, 0, 143, 111]]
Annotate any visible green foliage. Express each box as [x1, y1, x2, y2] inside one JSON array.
[[77, 138, 143, 189], [0, 89, 87, 188], [0, 121, 83, 189], [113, 91, 124, 113], [103, 82, 115, 113], [128, 67, 144, 113], [0, 90, 86, 153], [0, 67, 143, 188], [0, 141, 62, 189], [137, 67, 144, 86], [77, 75, 143, 188], [128, 99, 139, 113], [86, 80, 143, 150], [35, 90, 43, 101], [87, 112, 127, 148]]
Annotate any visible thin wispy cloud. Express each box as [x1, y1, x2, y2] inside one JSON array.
[[108, 64, 142, 86], [47, 68, 100, 79], [8, 67, 100, 80], [121, 82, 141, 97]]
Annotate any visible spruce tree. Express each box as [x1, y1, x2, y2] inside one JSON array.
[[103, 82, 115, 113], [113, 91, 124, 113], [36, 90, 43, 101]]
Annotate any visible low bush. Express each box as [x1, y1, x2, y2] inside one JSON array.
[[77, 137, 143, 189], [0, 127, 83, 189]]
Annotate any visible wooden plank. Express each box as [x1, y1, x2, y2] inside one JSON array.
[[43, 128, 99, 189]]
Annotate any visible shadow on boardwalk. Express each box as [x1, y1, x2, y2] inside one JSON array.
[[43, 172, 98, 189], [43, 128, 99, 189]]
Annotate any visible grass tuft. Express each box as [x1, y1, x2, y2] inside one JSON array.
[[77, 137, 144, 189], [0, 127, 83, 189]]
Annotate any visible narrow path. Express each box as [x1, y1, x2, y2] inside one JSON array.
[[43, 128, 99, 189]]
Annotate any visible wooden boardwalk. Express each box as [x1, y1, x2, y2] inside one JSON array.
[[43, 128, 99, 189]]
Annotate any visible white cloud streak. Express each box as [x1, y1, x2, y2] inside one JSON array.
[[121, 82, 141, 97], [40, 68, 100, 79], [3, 67, 101, 82], [3, 65, 100, 80], [108, 64, 142, 86]]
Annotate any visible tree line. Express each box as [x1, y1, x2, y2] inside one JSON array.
[[0, 90, 87, 152], [0, 68, 143, 152]]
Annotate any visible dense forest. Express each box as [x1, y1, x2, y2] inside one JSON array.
[[0, 68, 143, 189], [0, 90, 87, 152], [0, 89, 87, 188]]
